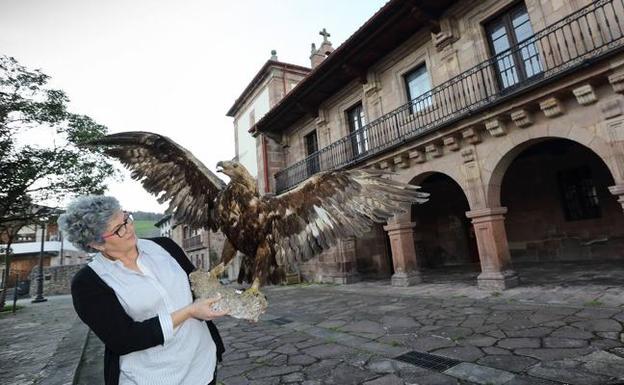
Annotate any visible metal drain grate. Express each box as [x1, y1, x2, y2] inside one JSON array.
[[269, 317, 293, 325], [394, 350, 461, 372]]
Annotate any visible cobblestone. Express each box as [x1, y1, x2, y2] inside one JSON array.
[[210, 273, 624, 384], [0, 295, 82, 385], [4, 262, 624, 385]]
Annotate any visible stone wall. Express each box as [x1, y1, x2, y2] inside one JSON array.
[[29, 264, 85, 296], [260, 0, 624, 288]]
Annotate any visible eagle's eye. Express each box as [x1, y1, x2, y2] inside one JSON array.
[[234, 164, 239, 168]]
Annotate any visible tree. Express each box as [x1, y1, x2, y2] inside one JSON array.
[[0, 55, 116, 307]]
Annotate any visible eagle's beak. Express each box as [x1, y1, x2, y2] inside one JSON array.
[[216, 161, 224, 173]]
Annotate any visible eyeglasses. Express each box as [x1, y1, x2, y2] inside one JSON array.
[[102, 212, 134, 239]]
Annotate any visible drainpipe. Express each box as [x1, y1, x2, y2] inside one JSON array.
[[262, 134, 270, 194]]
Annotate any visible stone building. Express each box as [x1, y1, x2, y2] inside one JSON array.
[[1, 222, 85, 288], [227, 50, 311, 193], [154, 214, 173, 238], [234, 0, 624, 290], [224, 51, 310, 281], [168, 221, 226, 273]]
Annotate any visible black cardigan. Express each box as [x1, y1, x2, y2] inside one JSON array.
[[71, 237, 225, 385]]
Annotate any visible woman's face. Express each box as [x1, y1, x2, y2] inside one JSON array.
[[96, 210, 137, 253]]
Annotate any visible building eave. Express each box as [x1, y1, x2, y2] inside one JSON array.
[[226, 60, 311, 117], [254, 0, 458, 134]]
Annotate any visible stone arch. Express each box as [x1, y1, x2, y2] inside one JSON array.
[[485, 134, 619, 208], [396, 163, 477, 208], [409, 171, 479, 268], [492, 137, 624, 264]]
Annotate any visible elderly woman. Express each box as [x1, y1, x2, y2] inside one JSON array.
[[59, 195, 226, 385]]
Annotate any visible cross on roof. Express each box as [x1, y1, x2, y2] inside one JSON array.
[[319, 28, 331, 42]]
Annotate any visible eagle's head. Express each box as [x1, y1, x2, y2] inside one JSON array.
[[216, 160, 255, 186]]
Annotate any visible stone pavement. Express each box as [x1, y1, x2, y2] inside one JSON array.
[[4, 262, 624, 385], [214, 279, 624, 385], [74, 329, 105, 385], [0, 295, 88, 385]]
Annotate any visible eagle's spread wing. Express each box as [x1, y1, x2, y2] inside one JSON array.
[[266, 169, 428, 268], [88, 131, 226, 230]]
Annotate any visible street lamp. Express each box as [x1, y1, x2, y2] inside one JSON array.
[[32, 223, 47, 303]]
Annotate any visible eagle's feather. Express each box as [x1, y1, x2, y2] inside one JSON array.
[[88, 131, 429, 287]]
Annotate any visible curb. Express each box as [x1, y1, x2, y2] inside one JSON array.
[[37, 316, 90, 385]]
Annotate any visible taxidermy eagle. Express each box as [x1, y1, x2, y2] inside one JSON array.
[[89, 132, 429, 296]]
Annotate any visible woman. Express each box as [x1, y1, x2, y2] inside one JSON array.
[[59, 195, 226, 385]]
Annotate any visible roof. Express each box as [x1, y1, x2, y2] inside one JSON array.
[[254, 0, 458, 134], [227, 60, 311, 117], [0, 241, 79, 255], [154, 214, 172, 228]]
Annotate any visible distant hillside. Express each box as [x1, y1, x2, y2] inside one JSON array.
[[133, 220, 160, 238], [131, 211, 164, 221]]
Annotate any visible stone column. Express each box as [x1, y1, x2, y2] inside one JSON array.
[[609, 184, 624, 211], [383, 221, 421, 286], [465, 207, 519, 290], [330, 236, 360, 284]]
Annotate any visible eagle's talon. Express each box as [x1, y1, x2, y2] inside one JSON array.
[[242, 286, 265, 299], [242, 278, 266, 300], [208, 263, 225, 281]]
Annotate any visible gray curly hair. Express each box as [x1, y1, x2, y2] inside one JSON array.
[[58, 195, 121, 252]]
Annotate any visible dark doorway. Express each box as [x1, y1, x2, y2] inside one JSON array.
[[412, 173, 478, 269], [501, 139, 624, 263]]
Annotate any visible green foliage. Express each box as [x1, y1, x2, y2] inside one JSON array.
[[0, 55, 116, 308], [0, 55, 116, 224], [1, 304, 22, 313], [133, 220, 159, 237]]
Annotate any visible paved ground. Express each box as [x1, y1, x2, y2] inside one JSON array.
[[215, 283, 624, 385], [3, 262, 624, 385], [74, 330, 106, 385], [0, 295, 86, 385]]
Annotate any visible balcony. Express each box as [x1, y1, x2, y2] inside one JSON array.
[[182, 234, 203, 250], [275, 0, 624, 193]]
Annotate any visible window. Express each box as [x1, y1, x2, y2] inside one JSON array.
[[485, 2, 542, 90], [304, 130, 320, 176], [347, 103, 368, 156], [557, 166, 601, 221], [404, 64, 432, 112]]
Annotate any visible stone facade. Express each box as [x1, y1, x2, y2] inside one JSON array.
[[227, 53, 310, 194], [245, 0, 624, 290], [29, 264, 84, 296], [171, 224, 227, 272]]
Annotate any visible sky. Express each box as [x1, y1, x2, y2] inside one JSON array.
[[0, 0, 387, 213]]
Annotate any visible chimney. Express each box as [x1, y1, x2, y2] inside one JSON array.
[[309, 28, 334, 69]]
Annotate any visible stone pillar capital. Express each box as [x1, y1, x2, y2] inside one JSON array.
[[465, 207, 507, 222], [609, 184, 624, 211], [383, 222, 416, 232], [609, 183, 624, 196]]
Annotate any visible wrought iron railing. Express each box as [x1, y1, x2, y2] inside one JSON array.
[[275, 0, 624, 193], [182, 234, 203, 250]]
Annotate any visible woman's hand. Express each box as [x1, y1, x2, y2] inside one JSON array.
[[172, 295, 228, 328], [189, 295, 229, 320]]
